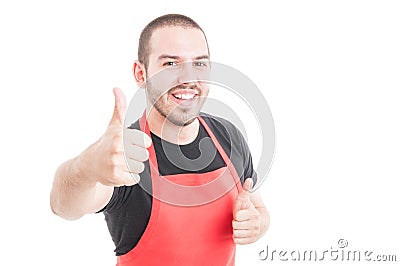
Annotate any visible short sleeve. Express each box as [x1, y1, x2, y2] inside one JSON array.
[[239, 133, 258, 187], [200, 113, 258, 187]]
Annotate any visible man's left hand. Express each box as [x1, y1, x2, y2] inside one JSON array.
[[232, 178, 263, 245]]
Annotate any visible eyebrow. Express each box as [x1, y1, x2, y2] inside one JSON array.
[[157, 54, 210, 61], [158, 54, 180, 61], [193, 55, 210, 60]]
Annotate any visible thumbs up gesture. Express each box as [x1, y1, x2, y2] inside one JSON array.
[[82, 88, 152, 187], [232, 178, 261, 245]]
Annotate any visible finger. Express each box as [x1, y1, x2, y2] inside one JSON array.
[[124, 144, 149, 162], [126, 159, 145, 174], [114, 172, 140, 187], [232, 220, 259, 230], [124, 128, 152, 148], [233, 196, 249, 215], [243, 177, 253, 192], [233, 178, 254, 213], [234, 183, 252, 214], [233, 229, 252, 238], [109, 87, 127, 126], [233, 237, 256, 245], [234, 209, 260, 222]]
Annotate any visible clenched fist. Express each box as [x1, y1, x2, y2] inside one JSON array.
[[82, 87, 152, 187], [232, 178, 262, 244]]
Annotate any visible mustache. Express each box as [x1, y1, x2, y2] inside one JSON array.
[[168, 84, 200, 93]]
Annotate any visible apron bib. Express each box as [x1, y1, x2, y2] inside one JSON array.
[[117, 112, 242, 266]]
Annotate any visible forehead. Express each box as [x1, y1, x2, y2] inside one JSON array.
[[149, 26, 209, 60]]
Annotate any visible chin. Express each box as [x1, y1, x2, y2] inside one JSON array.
[[166, 114, 197, 127]]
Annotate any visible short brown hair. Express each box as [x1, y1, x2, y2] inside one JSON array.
[[138, 14, 209, 71]]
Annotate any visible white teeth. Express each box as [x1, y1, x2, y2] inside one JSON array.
[[173, 93, 195, 100]]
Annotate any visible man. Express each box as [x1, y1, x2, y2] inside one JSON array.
[[50, 14, 270, 265]]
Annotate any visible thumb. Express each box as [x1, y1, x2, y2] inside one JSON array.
[[234, 178, 253, 213], [109, 87, 126, 126], [242, 177, 253, 193]]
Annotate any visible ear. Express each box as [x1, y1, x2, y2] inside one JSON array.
[[133, 60, 146, 88]]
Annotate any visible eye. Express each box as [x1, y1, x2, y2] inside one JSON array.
[[193, 61, 208, 67], [163, 61, 178, 67]]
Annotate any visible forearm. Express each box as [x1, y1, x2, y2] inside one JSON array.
[[50, 88, 149, 220], [50, 154, 106, 220]]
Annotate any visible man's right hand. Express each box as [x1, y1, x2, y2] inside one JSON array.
[[81, 87, 152, 187]]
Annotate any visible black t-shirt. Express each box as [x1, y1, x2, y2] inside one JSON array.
[[99, 113, 257, 256]]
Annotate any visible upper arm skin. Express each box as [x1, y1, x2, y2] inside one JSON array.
[[89, 183, 114, 214]]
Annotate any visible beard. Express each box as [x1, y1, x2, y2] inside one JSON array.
[[147, 83, 207, 126]]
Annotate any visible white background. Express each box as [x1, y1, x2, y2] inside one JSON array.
[[1, 1, 399, 265]]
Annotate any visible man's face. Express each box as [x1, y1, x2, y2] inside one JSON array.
[[145, 26, 210, 126]]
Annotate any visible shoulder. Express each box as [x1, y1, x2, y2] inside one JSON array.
[[199, 112, 246, 146], [200, 113, 257, 185], [199, 113, 241, 136]]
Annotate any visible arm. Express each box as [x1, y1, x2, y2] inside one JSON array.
[[50, 88, 151, 220], [50, 155, 114, 220]]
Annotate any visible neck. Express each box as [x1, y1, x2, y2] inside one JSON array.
[[146, 108, 199, 145]]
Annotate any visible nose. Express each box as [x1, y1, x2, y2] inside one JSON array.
[[177, 62, 197, 85]]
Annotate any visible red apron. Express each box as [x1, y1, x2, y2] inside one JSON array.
[[117, 112, 242, 266]]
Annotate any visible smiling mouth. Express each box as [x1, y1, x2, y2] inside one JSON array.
[[172, 92, 197, 100], [169, 88, 200, 104]]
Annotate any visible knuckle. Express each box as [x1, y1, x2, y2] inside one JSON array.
[[112, 130, 123, 141], [110, 154, 121, 166], [122, 178, 134, 187], [140, 149, 149, 161], [110, 142, 122, 154], [253, 211, 260, 219], [132, 174, 141, 184], [127, 160, 145, 174], [132, 147, 146, 161], [137, 162, 145, 173]]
